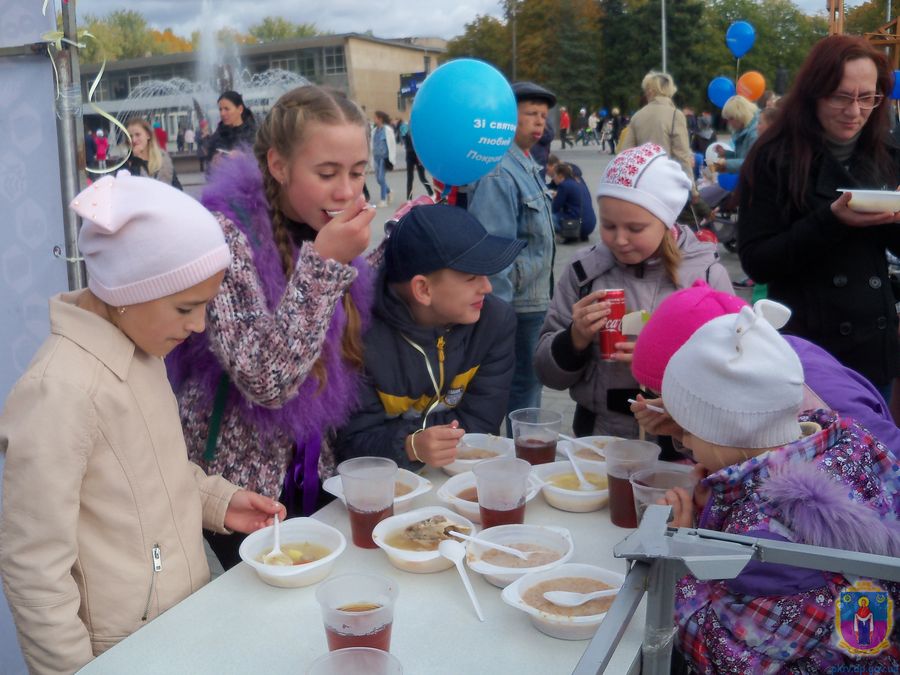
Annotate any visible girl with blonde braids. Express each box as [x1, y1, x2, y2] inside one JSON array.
[[167, 85, 378, 568]]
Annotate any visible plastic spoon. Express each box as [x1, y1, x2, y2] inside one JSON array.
[[560, 444, 594, 491], [627, 398, 666, 414], [446, 530, 532, 560], [262, 514, 293, 566], [438, 539, 485, 621], [558, 433, 606, 459], [542, 588, 619, 607]]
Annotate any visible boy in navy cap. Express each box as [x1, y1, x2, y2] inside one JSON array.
[[336, 204, 523, 468]]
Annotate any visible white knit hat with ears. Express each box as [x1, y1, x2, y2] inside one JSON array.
[[596, 143, 692, 229], [72, 171, 231, 306], [661, 299, 804, 449]]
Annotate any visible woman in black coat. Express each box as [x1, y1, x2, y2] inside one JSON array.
[[738, 35, 900, 393], [203, 90, 257, 172]]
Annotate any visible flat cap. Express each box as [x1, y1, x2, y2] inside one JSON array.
[[511, 81, 557, 108]]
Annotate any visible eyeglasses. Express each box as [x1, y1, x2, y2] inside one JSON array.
[[822, 93, 884, 110]]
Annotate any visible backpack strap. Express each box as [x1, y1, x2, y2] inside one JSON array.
[[572, 259, 593, 299]]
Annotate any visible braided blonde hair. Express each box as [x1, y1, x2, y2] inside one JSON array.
[[254, 86, 370, 389]]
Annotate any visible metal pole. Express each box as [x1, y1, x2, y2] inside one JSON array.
[[641, 558, 679, 675], [56, 0, 87, 290], [511, 2, 517, 81], [661, 0, 667, 73]]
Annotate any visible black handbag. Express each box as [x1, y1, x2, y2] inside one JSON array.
[[558, 216, 582, 239]]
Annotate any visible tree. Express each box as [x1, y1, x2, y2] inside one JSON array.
[[150, 28, 192, 56], [845, 0, 900, 36], [445, 15, 511, 75], [106, 10, 154, 59], [248, 17, 320, 43]]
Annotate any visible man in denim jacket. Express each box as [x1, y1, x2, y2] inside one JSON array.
[[468, 81, 557, 416]]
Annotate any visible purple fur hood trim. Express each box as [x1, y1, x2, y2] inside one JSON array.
[[760, 462, 900, 558], [167, 151, 374, 442]]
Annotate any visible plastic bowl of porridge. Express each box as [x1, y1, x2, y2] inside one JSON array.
[[442, 433, 515, 476], [238, 517, 346, 588], [435, 470, 542, 523], [501, 563, 625, 640], [322, 468, 432, 514], [563, 436, 621, 462], [465, 524, 574, 588], [371, 506, 475, 574], [837, 188, 900, 214], [532, 460, 609, 512]]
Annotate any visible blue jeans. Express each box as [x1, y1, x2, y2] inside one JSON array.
[[506, 311, 546, 434], [374, 156, 390, 200]]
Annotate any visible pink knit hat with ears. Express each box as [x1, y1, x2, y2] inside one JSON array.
[[631, 281, 748, 393], [596, 143, 692, 229], [72, 171, 230, 306]]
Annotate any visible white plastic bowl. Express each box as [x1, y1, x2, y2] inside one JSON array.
[[501, 563, 626, 640], [837, 188, 900, 213], [371, 506, 475, 574], [532, 460, 609, 513], [566, 436, 621, 462], [465, 524, 574, 588], [443, 433, 514, 476], [435, 470, 542, 523], [322, 468, 432, 514], [238, 517, 346, 588]]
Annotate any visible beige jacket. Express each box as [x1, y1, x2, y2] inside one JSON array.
[[0, 292, 240, 674], [619, 96, 696, 192]]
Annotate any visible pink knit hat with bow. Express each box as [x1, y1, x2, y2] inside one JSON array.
[[596, 143, 691, 229], [631, 281, 748, 393], [72, 171, 230, 306]]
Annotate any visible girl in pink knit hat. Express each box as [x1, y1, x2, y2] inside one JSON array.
[[533, 143, 734, 441], [0, 173, 285, 673]]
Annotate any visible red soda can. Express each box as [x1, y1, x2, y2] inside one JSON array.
[[598, 289, 626, 360]]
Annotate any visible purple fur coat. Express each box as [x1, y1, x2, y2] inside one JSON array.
[[167, 152, 374, 513]]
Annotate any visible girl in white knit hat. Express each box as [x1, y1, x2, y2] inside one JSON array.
[[0, 172, 286, 674], [534, 143, 734, 441], [659, 301, 900, 673]]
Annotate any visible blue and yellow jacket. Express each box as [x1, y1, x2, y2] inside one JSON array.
[[335, 272, 516, 469]]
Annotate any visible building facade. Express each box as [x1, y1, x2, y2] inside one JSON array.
[[79, 33, 446, 150]]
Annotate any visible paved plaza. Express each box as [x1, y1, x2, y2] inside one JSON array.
[[184, 141, 750, 435]]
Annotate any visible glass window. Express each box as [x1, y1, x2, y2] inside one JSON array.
[[299, 51, 316, 78], [128, 73, 150, 92], [271, 56, 298, 73], [323, 46, 345, 75]]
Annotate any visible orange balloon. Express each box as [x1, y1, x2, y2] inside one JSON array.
[[737, 71, 766, 102]]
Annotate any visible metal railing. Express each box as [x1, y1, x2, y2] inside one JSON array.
[[573, 504, 900, 674]]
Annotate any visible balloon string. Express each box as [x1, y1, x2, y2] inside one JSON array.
[[735, 58, 740, 85]]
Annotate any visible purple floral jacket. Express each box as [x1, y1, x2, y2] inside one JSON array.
[[676, 409, 900, 674]]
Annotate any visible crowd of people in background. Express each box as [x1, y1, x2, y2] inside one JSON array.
[[11, 30, 900, 675]]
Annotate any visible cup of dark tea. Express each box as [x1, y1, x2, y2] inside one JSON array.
[[473, 457, 532, 528], [338, 457, 398, 548], [603, 440, 660, 528], [508, 408, 562, 465], [315, 573, 398, 653], [630, 467, 699, 524]]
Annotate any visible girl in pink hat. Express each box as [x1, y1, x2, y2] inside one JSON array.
[[0, 173, 284, 674]]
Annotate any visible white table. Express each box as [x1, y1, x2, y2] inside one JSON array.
[[80, 468, 644, 674]]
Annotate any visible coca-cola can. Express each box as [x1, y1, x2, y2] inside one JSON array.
[[598, 289, 626, 360]]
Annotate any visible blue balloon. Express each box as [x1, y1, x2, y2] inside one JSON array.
[[707, 76, 736, 109], [600, 108, 609, 117], [726, 21, 756, 58], [718, 172, 739, 191], [410, 59, 518, 186], [892, 70, 900, 100]]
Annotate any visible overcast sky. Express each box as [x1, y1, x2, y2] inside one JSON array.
[[73, 0, 859, 41]]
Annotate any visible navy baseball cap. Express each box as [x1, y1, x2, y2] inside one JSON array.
[[511, 81, 557, 108], [384, 205, 525, 283]]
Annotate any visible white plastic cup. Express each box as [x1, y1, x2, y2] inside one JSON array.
[[338, 457, 398, 548], [315, 573, 398, 653], [473, 456, 532, 528], [508, 408, 562, 465], [630, 467, 699, 524], [307, 647, 403, 674]]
